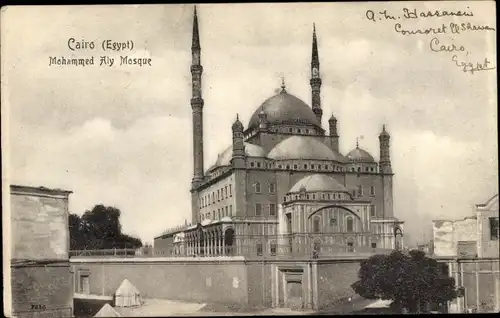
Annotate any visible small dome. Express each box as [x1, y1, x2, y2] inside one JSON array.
[[209, 142, 267, 171], [268, 136, 346, 162], [379, 125, 390, 137], [346, 147, 375, 162], [329, 114, 337, 122], [247, 90, 321, 130], [232, 116, 244, 132], [289, 174, 348, 193]]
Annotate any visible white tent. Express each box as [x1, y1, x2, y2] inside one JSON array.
[[114, 279, 142, 307], [94, 303, 121, 317]]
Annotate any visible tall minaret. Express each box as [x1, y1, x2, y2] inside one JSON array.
[[379, 124, 394, 229], [310, 23, 323, 125], [191, 6, 204, 187], [379, 125, 392, 174]]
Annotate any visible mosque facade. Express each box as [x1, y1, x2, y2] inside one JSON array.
[[154, 7, 404, 257]]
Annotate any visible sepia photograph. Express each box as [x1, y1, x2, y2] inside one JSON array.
[[1, 1, 498, 317]]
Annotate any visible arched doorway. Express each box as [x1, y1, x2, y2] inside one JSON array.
[[224, 228, 235, 255], [394, 227, 403, 250]]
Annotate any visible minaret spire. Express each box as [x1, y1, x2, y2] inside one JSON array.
[[310, 23, 323, 125], [191, 5, 204, 187], [192, 6, 200, 50], [312, 23, 319, 69]]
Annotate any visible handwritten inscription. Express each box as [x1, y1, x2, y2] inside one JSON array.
[[365, 7, 496, 74], [451, 56, 494, 74], [429, 38, 466, 54], [49, 38, 151, 68]]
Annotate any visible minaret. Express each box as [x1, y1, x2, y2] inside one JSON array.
[[310, 23, 323, 125], [379, 125, 392, 174], [191, 6, 204, 187], [379, 124, 394, 240], [232, 114, 245, 168], [328, 114, 339, 152]]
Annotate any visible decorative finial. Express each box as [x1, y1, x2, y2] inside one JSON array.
[[280, 76, 286, 93], [313, 23, 316, 34], [382, 124, 386, 131], [356, 137, 359, 148], [236, 113, 239, 121]]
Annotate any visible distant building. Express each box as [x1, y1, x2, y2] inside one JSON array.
[[432, 194, 499, 258], [9, 185, 74, 317], [154, 7, 404, 257]]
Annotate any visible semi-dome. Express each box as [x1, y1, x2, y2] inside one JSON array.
[[247, 90, 321, 130], [346, 147, 375, 162], [289, 174, 348, 193], [209, 142, 267, 171], [268, 136, 346, 162]]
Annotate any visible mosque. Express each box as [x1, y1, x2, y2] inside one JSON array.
[[153, 7, 404, 257]]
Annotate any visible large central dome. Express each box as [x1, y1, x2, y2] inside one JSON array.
[[247, 89, 320, 130]]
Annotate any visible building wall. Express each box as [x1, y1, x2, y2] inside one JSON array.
[[433, 195, 499, 259], [69, 256, 366, 311], [10, 188, 70, 260], [198, 174, 236, 221], [246, 170, 278, 219], [444, 258, 500, 313], [316, 260, 360, 310], [70, 258, 250, 306], [9, 185, 73, 318], [477, 195, 499, 258], [433, 218, 479, 257], [11, 263, 73, 317]]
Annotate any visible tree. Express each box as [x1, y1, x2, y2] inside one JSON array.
[[351, 249, 459, 313], [69, 204, 143, 250]]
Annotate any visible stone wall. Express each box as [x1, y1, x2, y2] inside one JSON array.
[[69, 256, 365, 311], [70, 257, 251, 306], [11, 262, 73, 318], [9, 185, 73, 318], [315, 260, 360, 310]]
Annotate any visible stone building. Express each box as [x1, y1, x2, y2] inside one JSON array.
[[9, 185, 74, 318], [154, 7, 404, 257], [433, 194, 499, 258]]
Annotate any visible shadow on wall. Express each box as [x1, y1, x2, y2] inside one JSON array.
[[74, 298, 113, 317]]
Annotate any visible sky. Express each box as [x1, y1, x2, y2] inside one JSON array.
[[2, 2, 497, 245]]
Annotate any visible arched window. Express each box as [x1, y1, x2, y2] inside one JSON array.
[[313, 217, 321, 233], [346, 217, 354, 232], [250, 162, 255, 167], [357, 185, 363, 196], [304, 164, 308, 169], [254, 182, 261, 193], [357, 167, 361, 172], [257, 162, 261, 168]]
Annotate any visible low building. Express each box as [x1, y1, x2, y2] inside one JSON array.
[[432, 194, 499, 313], [432, 194, 499, 258], [9, 185, 74, 318]]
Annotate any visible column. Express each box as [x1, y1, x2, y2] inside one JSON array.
[[222, 232, 226, 256], [209, 231, 213, 256]]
